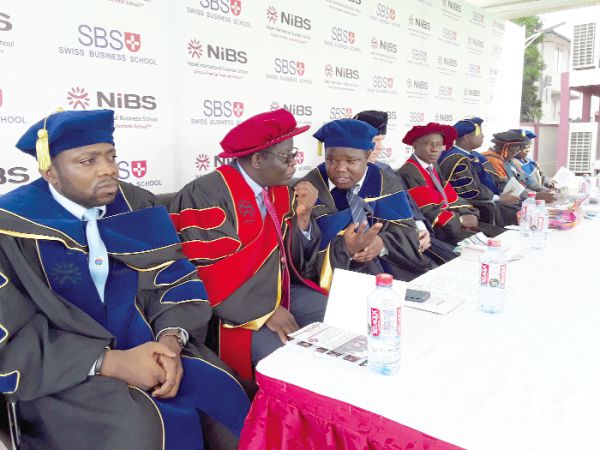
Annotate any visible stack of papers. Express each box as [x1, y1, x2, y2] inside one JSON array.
[[288, 322, 368, 366]]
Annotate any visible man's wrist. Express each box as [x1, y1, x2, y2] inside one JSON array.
[[94, 347, 109, 375], [156, 327, 188, 348]]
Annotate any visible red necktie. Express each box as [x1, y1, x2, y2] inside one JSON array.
[[261, 187, 291, 310]]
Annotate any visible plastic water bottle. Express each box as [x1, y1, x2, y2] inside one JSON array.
[[530, 200, 548, 250], [519, 191, 537, 237], [479, 239, 507, 314], [579, 175, 591, 193], [367, 273, 401, 375]]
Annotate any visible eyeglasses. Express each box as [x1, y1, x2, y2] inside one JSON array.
[[420, 141, 445, 149], [267, 147, 299, 165]]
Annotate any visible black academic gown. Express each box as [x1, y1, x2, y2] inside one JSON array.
[[438, 146, 519, 226], [374, 161, 458, 264], [303, 163, 433, 287], [0, 179, 249, 450]]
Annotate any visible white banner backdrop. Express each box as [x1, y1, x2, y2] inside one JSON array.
[[0, 0, 524, 195]]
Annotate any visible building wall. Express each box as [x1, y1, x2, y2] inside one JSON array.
[[538, 32, 571, 124]]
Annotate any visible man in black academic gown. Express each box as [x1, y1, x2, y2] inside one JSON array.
[[302, 118, 433, 289], [0, 109, 249, 450], [354, 110, 458, 264], [437, 117, 520, 226]]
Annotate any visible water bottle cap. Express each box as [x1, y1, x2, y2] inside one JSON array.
[[375, 273, 393, 286], [535, 199, 545, 205], [487, 239, 501, 248], [527, 192, 536, 198]]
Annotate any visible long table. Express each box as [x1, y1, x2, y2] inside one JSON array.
[[240, 219, 600, 449]]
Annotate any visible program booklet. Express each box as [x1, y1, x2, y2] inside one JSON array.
[[287, 322, 368, 366]]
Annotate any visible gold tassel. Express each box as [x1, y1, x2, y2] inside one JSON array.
[[36, 127, 52, 171], [35, 109, 64, 171], [317, 141, 323, 157], [474, 123, 481, 136]]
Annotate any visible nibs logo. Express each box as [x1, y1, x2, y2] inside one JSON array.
[[270, 101, 312, 116], [185, 40, 247, 64], [67, 86, 157, 111], [0, 88, 3, 107], [371, 37, 397, 54], [442, 0, 462, 12], [266, 6, 277, 23], [408, 15, 430, 31], [468, 37, 484, 49], [265, 6, 311, 30], [406, 78, 428, 90], [195, 153, 211, 172], [326, 65, 359, 80], [437, 55, 458, 68], [187, 39, 202, 58], [435, 113, 454, 123], [0, 12, 12, 31], [67, 87, 91, 110], [295, 150, 304, 165]]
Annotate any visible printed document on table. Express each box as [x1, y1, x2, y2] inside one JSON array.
[[502, 176, 526, 196]]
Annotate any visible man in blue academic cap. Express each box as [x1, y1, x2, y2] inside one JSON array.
[[437, 117, 520, 226], [301, 118, 433, 289], [0, 109, 249, 449], [509, 128, 556, 192]]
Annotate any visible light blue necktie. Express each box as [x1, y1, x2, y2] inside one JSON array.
[[83, 208, 109, 303]]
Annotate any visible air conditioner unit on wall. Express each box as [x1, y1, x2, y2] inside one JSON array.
[[572, 22, 598, 69], [567, 123, 598, 174]]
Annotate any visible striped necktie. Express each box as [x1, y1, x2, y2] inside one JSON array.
[[261, 187, 291, 310], [346, 189, 371, 230], [426, 165, 449, 207], [83, 208, 109, 303]]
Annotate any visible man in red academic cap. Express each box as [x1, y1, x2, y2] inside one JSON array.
[[397, 123, 503, 245], [169, 109, 326, 380]]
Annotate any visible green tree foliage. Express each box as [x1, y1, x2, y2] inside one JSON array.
[[513, 17, 545, 122]]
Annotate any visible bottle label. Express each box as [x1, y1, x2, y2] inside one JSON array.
[[370, 307, 381, 337], [535, 215, 545, 231], [480, 262, 506, 288], [480, 262, 489, 285]]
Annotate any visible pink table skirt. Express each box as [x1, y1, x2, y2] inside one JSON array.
[[240, 371, 464, 450]]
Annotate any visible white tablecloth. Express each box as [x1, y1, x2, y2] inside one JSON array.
[[256, 219, 600, 450]]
